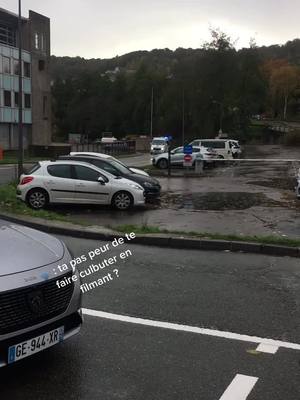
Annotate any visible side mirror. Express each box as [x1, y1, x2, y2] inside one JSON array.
[[98, 176, 106, 185], [170, 150, 175, 155]]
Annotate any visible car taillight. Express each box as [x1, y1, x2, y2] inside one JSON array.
[[20, 176, 34, 185]]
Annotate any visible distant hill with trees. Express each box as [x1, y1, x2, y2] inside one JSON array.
[[50, 30, 300, 143]]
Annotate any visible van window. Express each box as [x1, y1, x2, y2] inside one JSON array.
[[202, 141, 225, 149]]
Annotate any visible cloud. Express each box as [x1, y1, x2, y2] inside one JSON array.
[[1, 0, 299, 58]]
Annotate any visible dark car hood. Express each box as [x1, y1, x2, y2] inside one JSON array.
[[0, 221, 64, 276], [124, 173, 160, 186]]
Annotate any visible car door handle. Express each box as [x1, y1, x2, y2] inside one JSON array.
[[75, 183, 85, 187]]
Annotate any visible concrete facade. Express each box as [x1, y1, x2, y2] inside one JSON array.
[[0, 8, 51, 150]]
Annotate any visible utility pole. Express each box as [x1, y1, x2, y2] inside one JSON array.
[[182, 89, 185, 146], [18, 0, 24, 177], [150, 87, 154, 139]]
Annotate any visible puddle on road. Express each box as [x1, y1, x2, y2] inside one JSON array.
[[161, 192, 281, 211], [247, 178, 295, 191]]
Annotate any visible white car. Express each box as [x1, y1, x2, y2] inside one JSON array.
[[0, 219, 82, 367], [150, 137, 169, 155], [17, 160, 145, 210], [70, 152, 149, 177], [152, 146, 205, 169], [189, 139, 234, 159]]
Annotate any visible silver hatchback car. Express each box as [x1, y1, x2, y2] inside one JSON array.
[[0, 219, 82, 367]]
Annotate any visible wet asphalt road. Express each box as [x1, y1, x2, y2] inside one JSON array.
[[1, 236, 300, 399]]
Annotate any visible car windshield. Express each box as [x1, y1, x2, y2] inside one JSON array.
[[152, 140, 166, 145], [108, 158, 133, 174]]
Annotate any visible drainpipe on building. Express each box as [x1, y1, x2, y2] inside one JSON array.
[[17, 0, 24, 177]]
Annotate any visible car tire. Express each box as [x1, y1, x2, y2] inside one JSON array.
[[26, 188, 49, 210], [157, 158, 168, 169], [112, 191, 133, 210]]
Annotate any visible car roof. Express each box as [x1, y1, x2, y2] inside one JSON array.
[[60, 154, 107, 161], [70, 152, 112, 159], [199, 139, 228, 142]]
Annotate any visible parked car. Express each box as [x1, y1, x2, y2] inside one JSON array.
[[150, 137, 169, 155], [296, 168, 300, 199], [230, 140, 243, 158], [0, 219, 82, 367], [17, 160, 145, 211], [58, 154, 161, 200], [152, 146, 204, 169], [189, 139, 234, 159], [70, 152, 149, 177]]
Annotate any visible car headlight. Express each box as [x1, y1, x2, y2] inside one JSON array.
[[129, 183, 143, 190], [143, 182, 154, 188]]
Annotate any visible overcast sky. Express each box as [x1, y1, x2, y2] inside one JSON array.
[[2, 0, 300, 59]]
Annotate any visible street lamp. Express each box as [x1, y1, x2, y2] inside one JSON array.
[[212, 100, 224, 134], [182, 89, 185, 146], [17, 0, 23, 177], [150, 87, 154, 139]]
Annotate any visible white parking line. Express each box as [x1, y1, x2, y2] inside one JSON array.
[[256, 343, 279, 354], [82, 308, 300, 351], [218, 374, 258, 400]]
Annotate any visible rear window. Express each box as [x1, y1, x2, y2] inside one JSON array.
[[26, 163, 41, 174], [47, 165, 72, 179]]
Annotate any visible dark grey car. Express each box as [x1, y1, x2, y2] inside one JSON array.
[[0, 219, 82, 367]]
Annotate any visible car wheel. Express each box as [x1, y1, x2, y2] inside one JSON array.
[[157, 158, 168, 169], [26, 189, 49, 210], [112, 191, 133, 210]]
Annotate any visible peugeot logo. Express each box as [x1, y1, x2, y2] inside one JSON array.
[[27, 290, 44, 313]]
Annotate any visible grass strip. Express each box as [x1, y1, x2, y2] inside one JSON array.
[[114, 224, 300, 248]]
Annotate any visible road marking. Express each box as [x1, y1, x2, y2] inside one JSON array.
[[219, 374, 258, 400], [256, 343, 279, 354], [82, 308, 300, 351]]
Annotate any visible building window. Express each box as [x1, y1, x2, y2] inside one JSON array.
[[34, 32, 46, 51], [13, 59, 19, 75], [40, 34, 45, 51], [4, 91, 11, 107], [3, 56, 10, 74], [39, 60, 45, 71], [14, 92, 19, 107], [0, 23, 16, 46], [34, 32, 39, 49], [24, 62, 31, 78], [24, 94, 31, 109], [43, 95, 47, 116]]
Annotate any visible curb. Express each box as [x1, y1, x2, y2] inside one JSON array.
[[0, 211, 299, 258]]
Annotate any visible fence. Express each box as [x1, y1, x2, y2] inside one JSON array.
[[71, 140, 136, 156]]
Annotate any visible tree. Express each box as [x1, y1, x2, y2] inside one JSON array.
[[270, 65, 299, 120]]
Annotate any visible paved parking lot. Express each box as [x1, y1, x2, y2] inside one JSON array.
[[43, 145, 300, 238], [1, 236, 300, 399]]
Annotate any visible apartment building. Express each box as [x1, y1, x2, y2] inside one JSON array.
[[0, 7, 51, 150]]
